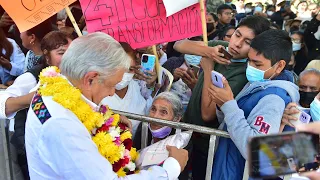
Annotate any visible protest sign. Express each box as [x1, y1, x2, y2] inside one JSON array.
[[80, 0, 203, 49], [163, 0, 199, 17], [0, 0, 76, 32]]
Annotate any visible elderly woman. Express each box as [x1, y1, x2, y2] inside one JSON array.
[[24, 32, 187, 179], [0, 31, 72, 179], [133, 92, 183, 150]]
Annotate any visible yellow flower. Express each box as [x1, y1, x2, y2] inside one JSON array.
[[116, 167, 126, 177], [130, 148, 139, 161], [111, 114, 120, 126], [120, 131, 132, 142]]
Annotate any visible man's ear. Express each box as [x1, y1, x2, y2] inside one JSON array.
[[82, 71, 99, 89], [275, 60, 287, 74]]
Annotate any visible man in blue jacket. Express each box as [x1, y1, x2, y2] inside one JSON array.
[[207, 29, 300, 179]]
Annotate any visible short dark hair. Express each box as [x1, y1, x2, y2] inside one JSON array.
[[266, 5, 275, 11], [209, 13, 219, 22], [250, 29, 292, 65], [217, 4, 233, 15], [41, 31, 70, 52], [237, 16, 271, 36]]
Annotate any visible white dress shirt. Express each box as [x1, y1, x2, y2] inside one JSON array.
[[25, 91, 181, 180]]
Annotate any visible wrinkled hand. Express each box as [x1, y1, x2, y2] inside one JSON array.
[[120, 115, 132, 133], [181, 69, 198, 90], [173, 68, 185, 81], [207, 78, 234, 106], [0, 12, 14, 28], [132, 65, 157, 87], [281, 103, 299, 127], [203, 45, 231, 65], [166, 145, 188, 172]]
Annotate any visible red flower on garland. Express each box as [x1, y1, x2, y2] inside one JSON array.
[[123, 138, 133, 150], [113, 157, 130, 172], [113, 160, 122, 172], [96, 123, 109, 133], [118, 123, 127, 131]]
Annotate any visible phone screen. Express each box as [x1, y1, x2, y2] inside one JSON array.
[[250, 132, 320, 178]]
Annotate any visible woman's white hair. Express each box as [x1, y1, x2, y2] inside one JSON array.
[[60, 32, 130, 80], [154, 92, 183, 119]]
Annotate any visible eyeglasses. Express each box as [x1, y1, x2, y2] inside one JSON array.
[[223, 12, 234, 16], [292, 39, 301, 43]]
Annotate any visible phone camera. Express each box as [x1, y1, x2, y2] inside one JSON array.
[[142, 56, 148, 63]]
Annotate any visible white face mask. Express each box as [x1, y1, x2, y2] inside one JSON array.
[[267, 11, 274, 16], [292, 42, 301, 51], [245, 8, 252, 13], [115, 73, 134, 90]]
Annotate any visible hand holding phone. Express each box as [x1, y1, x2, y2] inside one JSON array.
[[289, 106, 311, 127], [211, 71, 224, 88], [141, 54, 156, 75], [189, 65, 200, 77], [249, 132, 320, 178], [219, 47, 233, 60]]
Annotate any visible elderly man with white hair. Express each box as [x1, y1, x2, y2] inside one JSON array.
[[25, 32, 188, 180]]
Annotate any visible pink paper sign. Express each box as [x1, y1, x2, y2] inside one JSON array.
[[80, 0, 202, 49]]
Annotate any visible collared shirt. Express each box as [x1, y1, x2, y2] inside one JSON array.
[[25, 82, 181, 180], [0, 38, 25, 84]]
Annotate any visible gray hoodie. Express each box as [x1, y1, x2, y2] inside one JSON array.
[[217, 80, 299, 159]]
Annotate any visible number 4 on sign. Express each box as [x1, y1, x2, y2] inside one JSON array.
[[84, 0, 113, 26]]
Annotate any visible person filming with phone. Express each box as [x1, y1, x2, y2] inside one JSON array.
[[208, 29, 299, 179], [281, 69, 320, 130]]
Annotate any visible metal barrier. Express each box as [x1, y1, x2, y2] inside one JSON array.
[[114, 110, 230, 180]]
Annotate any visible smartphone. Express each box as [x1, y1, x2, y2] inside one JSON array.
[[141, 54, 156, 74], [65, 7, 83, 28], [219, 48, 233, 60], [211, 71, 224, 88], [249, 132, 320, 179], [289, 107, 311, 127], [190, 64, 200, 76]]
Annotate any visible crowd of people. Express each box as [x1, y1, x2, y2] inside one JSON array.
[[0, 0, 319, 180]]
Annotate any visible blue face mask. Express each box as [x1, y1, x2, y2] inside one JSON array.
[[184, 54, 202, 66], [310, 98, 320, 121], [225, 2, 232, 5], [254, 6, 263, 12], [246, 63, 274, 83]]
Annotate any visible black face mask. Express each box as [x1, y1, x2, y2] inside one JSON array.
[[299, 91, 319, 108], [207, 23, 215, 33]]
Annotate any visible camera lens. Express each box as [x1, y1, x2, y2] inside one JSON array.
[[142, 56, 148, 63]]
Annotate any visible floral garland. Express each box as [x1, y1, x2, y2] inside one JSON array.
[[38, 66, 139, 176]]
